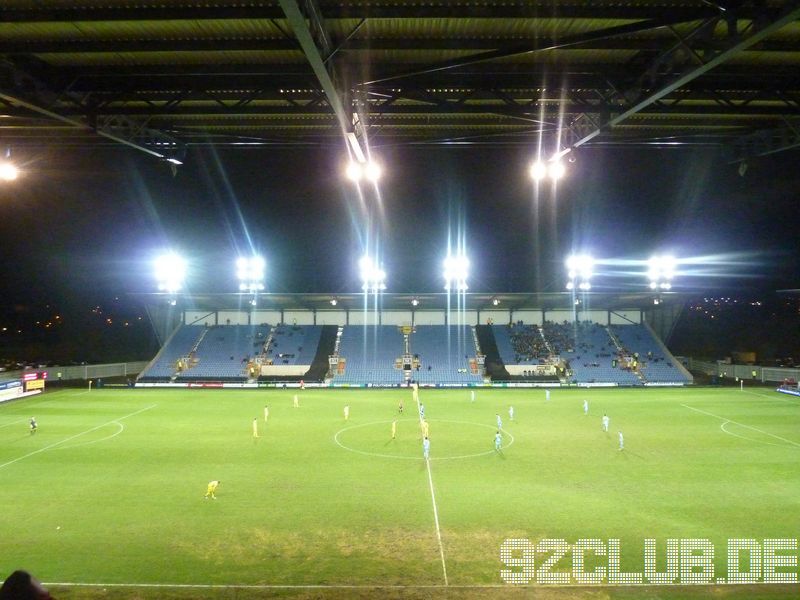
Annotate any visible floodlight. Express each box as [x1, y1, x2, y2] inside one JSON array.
[[346, 162, 362, 182], [346, 160, 382, 183], [0, 161, 18, 181], [647, 255, 676, 291], [443, 254, 469, 291], [330, 298, 338, 306], [411, 298, 419, 307], [566, 254, 593, 290], [566, 254, 593, 279], [549, 161, 566, 180], [359, 255, 387, 292], [364, 161, 382, 182], [236, 256, 266, 294], [492, 297, 500, 306], [154, 253, 186, 295], [529, 161, 547, 181], [529, 159, 567, 181]]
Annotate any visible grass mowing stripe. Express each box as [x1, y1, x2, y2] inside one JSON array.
[[682, 403, 800, 448], [0, 418, 28, 430], [0, 403, 157, 470], [415, 389, 449, 586]]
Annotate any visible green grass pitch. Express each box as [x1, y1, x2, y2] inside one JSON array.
[[1, 385, 799, 599]]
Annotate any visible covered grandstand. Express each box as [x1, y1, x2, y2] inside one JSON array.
[[137, 292, 692, 387]]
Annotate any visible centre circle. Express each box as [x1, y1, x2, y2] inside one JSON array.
[[334, 418, 515, 461]]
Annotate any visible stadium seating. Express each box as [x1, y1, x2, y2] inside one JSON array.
[[492, 324, 549, 365], [409, 326, 482, 385], [175, 324, 271, 381], [542, 321, 641, 385], [333, 325, 405, 385], [264, 325, 322, 366], [609, 324, 691, 384], [138, 325, 206, 381]]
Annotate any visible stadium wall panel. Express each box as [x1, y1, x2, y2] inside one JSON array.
[[479, 309, 510, 324], [511, 310, 542, 325], [283, 310, 314, 325], [348, 311, 382, 326], [217, 311, 250, 325], [253, 310, 282, 324], [610, 311, 642, 324], [381, 311, 413, 325], [414, 311, 445, 325], [316, 310, 347, 325], [185, 311, 217, 325], [447, 310, 478, 325]]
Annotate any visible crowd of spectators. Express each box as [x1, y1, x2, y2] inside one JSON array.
[[507, 324, 549, 363]]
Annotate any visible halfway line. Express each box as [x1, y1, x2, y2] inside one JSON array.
[[415, 389, 448, 586], [0, 404, 158, 471], [681, 404, 800, 448]]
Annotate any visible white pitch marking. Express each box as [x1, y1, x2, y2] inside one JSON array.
[[0, 404, 157, 470], [415, 393, 448, 586], [719, 421, 790, 448], [0, 418, 28, 430], [41, 581, 795, 589], [333, 419, 514, 461], [740, 389, 800, 404], [682, 404, 800, 448], [56, 421, 125, 450]]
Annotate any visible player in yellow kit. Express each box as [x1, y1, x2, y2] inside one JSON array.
[[391, 420, 397, 439], [252, 417, 259, 438], [204, 480, 220, 499], [421, 419, 429, 438]]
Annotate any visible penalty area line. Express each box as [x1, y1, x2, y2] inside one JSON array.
[[0, 404, 157, 470], [682, 404, 800, 448]]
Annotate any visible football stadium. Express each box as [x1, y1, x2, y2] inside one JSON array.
[[2, 2, 800, 599]]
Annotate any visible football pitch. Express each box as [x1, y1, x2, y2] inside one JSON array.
[[1, 385, 799, 599]]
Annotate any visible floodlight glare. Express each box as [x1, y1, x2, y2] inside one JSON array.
[[647, 255, 676, 291], [566, 254, 593, 291], [549, 161, 566, 180], [364, 161, 382, 182], [346, 160, 382, 183], [566, 254, 594, 279], [0, 161, 19, 181], [443, 254, 469, 291], [411, 298, 419, 307], [236, 256, 266, 294], [529, 161, 547, 181], [359, 255, 387, 292], [154, 253, 187, 294], [529, 159, 567, 181], [346, 162, 362, 182]]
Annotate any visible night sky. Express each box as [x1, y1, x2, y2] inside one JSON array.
[[1, 142, 798, 361], [1, 143, 798, 307]]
